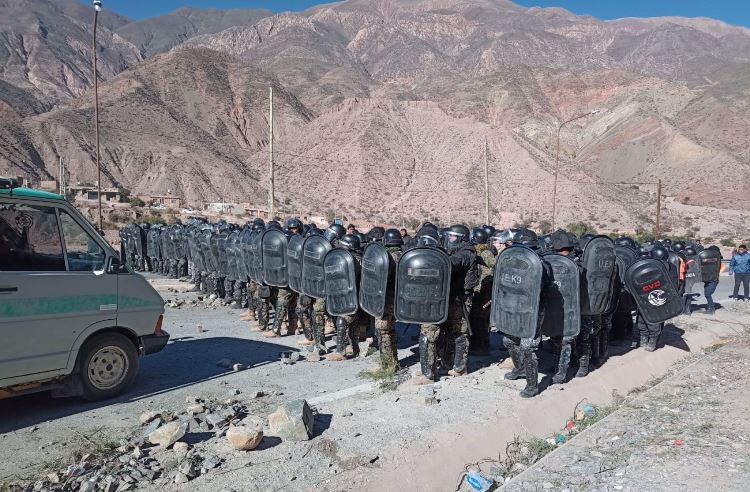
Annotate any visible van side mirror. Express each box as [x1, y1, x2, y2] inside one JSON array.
[[107, 256, 128, 274]]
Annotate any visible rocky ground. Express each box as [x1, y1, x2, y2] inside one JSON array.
[[505, 300, 750, 492], [0, 277, 747, 492]]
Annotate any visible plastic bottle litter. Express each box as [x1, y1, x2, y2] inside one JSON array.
[[466, 470, 494, 492], [582, 403, 597, 416], [556, 434, 567, 445]]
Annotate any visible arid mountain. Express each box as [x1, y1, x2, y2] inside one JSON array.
[[0, 0, 748, 237]]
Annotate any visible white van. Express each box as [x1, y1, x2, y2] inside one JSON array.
[[0, 178, 168, 401]]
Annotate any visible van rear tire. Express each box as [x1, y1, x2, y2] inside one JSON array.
[[78, 333, 139, 401]]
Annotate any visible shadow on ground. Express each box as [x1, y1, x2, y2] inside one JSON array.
[[0, 337, 291, 432]]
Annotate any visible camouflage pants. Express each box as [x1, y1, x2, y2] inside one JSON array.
[[335, 311, 364, 356], [374, 302, 398, 368], [257, 285, 276, 331], [233, 281, 247, 308], [223, 278, 235, 302], [210, 273, 226, 298], [550, 335, 575, 383], [296, 295, 315, 341], [168, 259, 178, 278], [273, 288, 298, 334], [312, 297, 327, 352], [575, 316, 597, 363], [177, 257, 188, 278], [420, 296, 470, 377], [503, 331, 541, 391], [593, 313, 612, 363]]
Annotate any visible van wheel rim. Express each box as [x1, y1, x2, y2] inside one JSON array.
[[88, 346, 129, 390]]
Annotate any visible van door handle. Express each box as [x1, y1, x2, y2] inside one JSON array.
[[0, 286, 18, 293]]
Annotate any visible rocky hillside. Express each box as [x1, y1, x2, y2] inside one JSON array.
[[0, 0, 748, 236]]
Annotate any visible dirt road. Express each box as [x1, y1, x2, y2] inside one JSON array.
[[1, 280, 747, 491]]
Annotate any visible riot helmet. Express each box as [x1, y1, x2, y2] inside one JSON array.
[[615, 236, 636, 249], [338, 234, 361, 252], [470, 227, 488, 246], [683, 247, 697, 257], [323, 223, 346, 243], [551, 229, 575, 253], [354, 232, 368, 244], [445, 224, 470, 251], [651, 246, 669, 262], [286, 218, 303, 234], [384, 228, 404, 247], [636, 245, 650, 258], [481, 225, 496, 240]]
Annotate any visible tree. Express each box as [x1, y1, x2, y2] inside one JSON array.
[[118, 187, 131, 203], [566, 222, 598, 238], [129, 197, 145, 207]]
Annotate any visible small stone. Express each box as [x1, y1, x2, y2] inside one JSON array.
[[79, 481, 97, 492], [46, 473, 60, 484], [341, 411, 353, 417], [226, 389, 241, 396], [185, 395, 201, 404], [173, 442, 189, 455], [511, 462, 527, 473], [186, 404, 205, 416], [173, 472, 189, 484], [227, 424, 264, 451], [187, 418, 201, 433], [232, 363, 246, 372], [102, 480, 118, 492], [142, 418, 162, 437], [132, 446, 143, 459], [196, 324, 204, 333], [268, 400, 314, 441], [206, 413, 226, 427], [148, 421, 188, 448], [217, 359, 232, 368], [306, 351, 321, 362], [202, 455, 222, 469], [178, 460, 197, 477], [422, 385, 436, 397], [424, 396, 438, 405], [289, 352, 302, 362], [140, 412, 160, 425], [543, 482, 554, 489]]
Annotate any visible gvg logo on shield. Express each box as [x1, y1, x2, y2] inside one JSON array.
[[648, 289, 667, 307]]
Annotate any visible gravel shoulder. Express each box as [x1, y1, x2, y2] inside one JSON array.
[[505, 303, 750, 491]]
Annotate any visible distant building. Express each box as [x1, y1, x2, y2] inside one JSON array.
[[39, 180, 58, 192], [149, 195, 182, 208], [69, 185, 120, 202]]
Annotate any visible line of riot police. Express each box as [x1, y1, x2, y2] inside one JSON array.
[[119, 218, 722, 398]]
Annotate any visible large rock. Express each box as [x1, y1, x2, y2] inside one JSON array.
[[148, 421, 188, 448], [226, 424, 264, 451], [268, 400, 314, 441]]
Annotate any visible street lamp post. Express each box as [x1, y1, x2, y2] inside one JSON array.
[[551, 109, 601, 231], [93, 0, 103, 230]]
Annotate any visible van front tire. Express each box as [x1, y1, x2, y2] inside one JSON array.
[[78, 333, 139, 401]]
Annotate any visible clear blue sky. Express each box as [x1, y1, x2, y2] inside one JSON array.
[[93, 0, 750, 28]]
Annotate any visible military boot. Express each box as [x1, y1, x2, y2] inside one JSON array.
[[644, 336, 658, 352], [552, 340, 571, 385], [520, 351, 539, 398], [576, 356, 590, 378], [448, 335, 469, 377], [504, 345, 526, 380]]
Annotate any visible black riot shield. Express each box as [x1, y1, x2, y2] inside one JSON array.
[[261, 229, 289, 287], [625, 259, 684, 324], [359, 243, 390, 319], [667, 252, 683, 288], [683, 255, 701, 294], [236, 228, 252, 281], [491, 246, 544, 339], [188, 229, 204, 272], [615, 246, 637, 284], [301, 235, 332, 298], [698, 248, 721, 283], [324, 249, 359, 316], [580, 235, 616, 315], [287, 234, 305, 294], [225, 230, 242, 281], [247, 230, 262, 282], [541, 254, 581, 338], [395, 247, 451, 324]]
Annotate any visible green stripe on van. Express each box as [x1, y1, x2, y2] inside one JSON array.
[[0, 295, 161, 318]]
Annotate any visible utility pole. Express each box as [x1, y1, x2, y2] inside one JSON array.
[[483, 137, 490, 225], [268, 86, 275, 220], [59, 156, 64, 195], [551, 109, 601, 230], [655, 179, 662, 240], [92, 0, 103, 230]]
